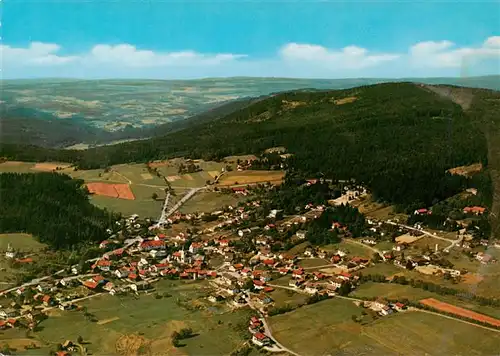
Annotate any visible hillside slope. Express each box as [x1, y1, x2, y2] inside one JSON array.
[[1, 82, 492, 209]]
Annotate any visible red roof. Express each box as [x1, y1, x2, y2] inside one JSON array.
[[93, 275, 105, 282], [253, 280, 266, 286], [158, 233, 166, 239], [250, 316, 260, 323], [417, 208, 428, 213], [83, 281, 98, 289], [263, 259, 275, 265], [292, 269, 304, 275], [7, 318, 16, 325], [141, 240, 165, 248], [0, 321, 6, 327], [232, 187, 247, 192], [97, 260, 111, 266], [263, 286, 274, 292], [155, 263, 169, 269], [252, 270, 263, 277], [234, 263, 244, 269], [254, 332, 267, 340], [16, 258, 33, 263], [128, 273, 138, 280], [42, 295, 51, 303]]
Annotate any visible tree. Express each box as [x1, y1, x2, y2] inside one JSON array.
[[151, 192, 158, 200], [77, 336, 84, 344]]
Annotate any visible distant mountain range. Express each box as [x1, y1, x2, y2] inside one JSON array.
[[1, 75, 499, 148]]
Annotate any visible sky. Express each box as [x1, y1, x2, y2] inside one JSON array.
[[2, 0, 500, 79]]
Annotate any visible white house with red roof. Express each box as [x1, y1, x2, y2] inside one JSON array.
[[189, 242, 203, 254], [252, 332, 271, 347]]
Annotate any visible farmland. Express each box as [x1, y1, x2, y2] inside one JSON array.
[[179, 191, 244, 214], [1, 281, 254, 355], [217, 170, 285, 187], [269, 298, 500, 355], [352, 282, 500, 319]]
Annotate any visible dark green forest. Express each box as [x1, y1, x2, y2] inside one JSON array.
[[0, 83, 495, 208], [0, 173, 118, 249]]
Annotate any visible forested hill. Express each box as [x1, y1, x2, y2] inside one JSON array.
[[0, 173, 118, 249], [1, 82, 494, 207]]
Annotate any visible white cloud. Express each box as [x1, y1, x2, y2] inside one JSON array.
[[0, 42, 78, 66], [85, 44, 246, 67], [1, 37, 498, 79], [409, 36, 500, 68], [280, 43, 400, 69]]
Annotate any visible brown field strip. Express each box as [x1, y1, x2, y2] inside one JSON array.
[[217, 170, 285, 186], [97, 316, 120, 325], [86, 183, 136, 200], [420, 298, 500, 327], [32, 162, 71, 171]]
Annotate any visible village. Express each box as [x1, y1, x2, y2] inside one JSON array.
[[0, 171, 499, 354]]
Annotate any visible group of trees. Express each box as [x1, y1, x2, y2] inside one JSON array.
[[0, 172, 118, 249], [0, 83, 492, 211]]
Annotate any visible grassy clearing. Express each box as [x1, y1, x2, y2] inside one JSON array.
[[298, 258, 329, 268], [269, 288, 309, 309], [8, 281, 253, 355], [269, 298, 500, 355], [0, 162, 37, 173], [323, 240, 373, 258], [0, 233, 46, 252], [179, 192, 243, 214]]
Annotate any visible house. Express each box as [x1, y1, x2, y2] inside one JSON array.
[[0, 308, 18, 319], [292, 269, 304, 279], [252, 332, 271, 347], [253, 280, 266, 290], [289, 279, 303, 288], [99, 240, 110, 249], [329, 278, 344, 290], [414, 208, 431, 215], [304, 283, 319, 295], [256, 236, 268, 245], [115, 268, 131, 279], [362, 238, 377, 245], [337, 272, 352, 281], [140, 240, 165, 251], [279, 268, 289, 275], [95, 259, 111, 271], [296, 231, 306, 239], [393, 302, 406, 312], [218, 239, 229, 247], [263, 259, 275, 267], [189, 242, 203, 254], [393, 244, 406, 252], [42, 295, 52, 307], [476, 252, 495, 264], [82, 281, 98, 290], [380, 305, 393, 316], [463, 206, 486, 215], [350, 256, 369, 265]]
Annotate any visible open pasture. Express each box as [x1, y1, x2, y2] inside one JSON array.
[[217, 170, 285, 187], [179, 191, 243, 214], [269, 298, 500, 356], [8, 281, 254, 356]]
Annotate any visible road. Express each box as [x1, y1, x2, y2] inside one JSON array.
[[0, 273, 100, 296], [344, 239, 386, 261]]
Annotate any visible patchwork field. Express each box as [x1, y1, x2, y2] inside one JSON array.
[[217, 170, 285, 187], [269, 298, 500, 355], [1, 281, 253, 356]]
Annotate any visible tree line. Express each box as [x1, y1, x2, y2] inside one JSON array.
[[0, 172, 118, 249]]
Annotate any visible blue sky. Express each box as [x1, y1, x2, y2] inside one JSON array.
[[2, 0, 499, 79]]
